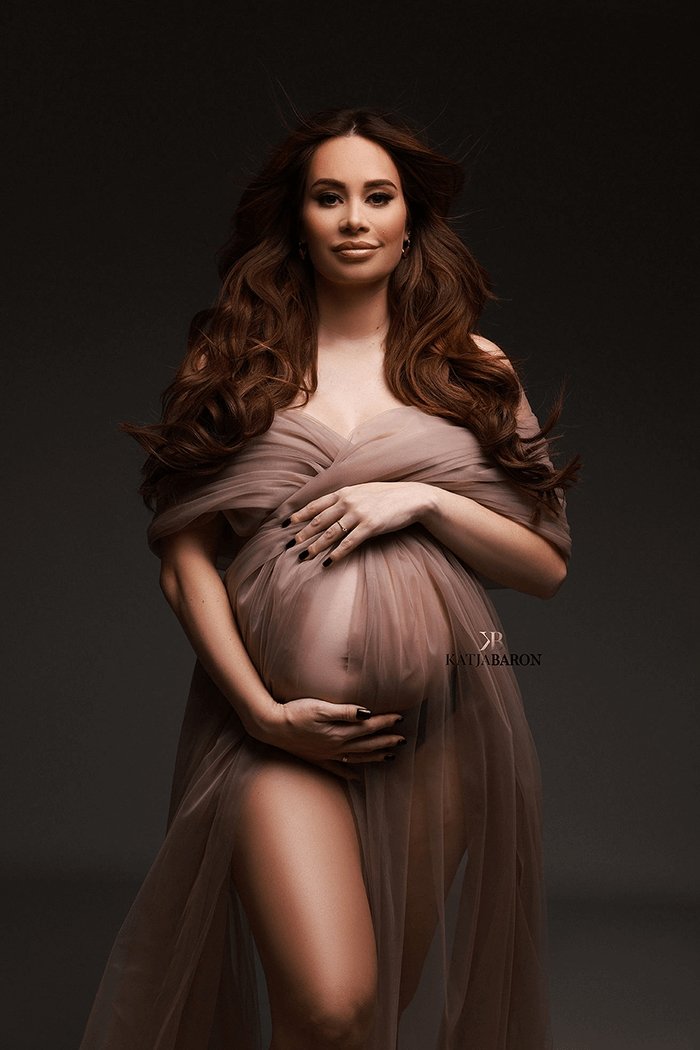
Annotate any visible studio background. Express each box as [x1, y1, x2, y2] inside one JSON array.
[[3, 1, 697, 1047]]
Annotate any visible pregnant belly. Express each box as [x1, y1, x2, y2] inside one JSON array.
[[227, 531, 457, 714]]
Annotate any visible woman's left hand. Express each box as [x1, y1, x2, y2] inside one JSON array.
[[282, 482, 435, 564]]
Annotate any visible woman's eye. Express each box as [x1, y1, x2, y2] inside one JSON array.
[[314, 192, 394, 207]]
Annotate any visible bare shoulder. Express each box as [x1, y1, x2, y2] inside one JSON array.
[[472, 334, 514, 370]]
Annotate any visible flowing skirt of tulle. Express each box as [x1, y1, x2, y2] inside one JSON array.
[[79, 539, 554, 1049]]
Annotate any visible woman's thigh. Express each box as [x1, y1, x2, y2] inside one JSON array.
[[231, 753, 378, 1026]]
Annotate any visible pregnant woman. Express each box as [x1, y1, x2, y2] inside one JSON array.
[[80, 106, 579, 1050]]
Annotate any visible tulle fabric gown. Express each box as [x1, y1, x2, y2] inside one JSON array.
[[79, 393, 571, 1050]]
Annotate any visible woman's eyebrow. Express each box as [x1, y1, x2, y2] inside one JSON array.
[[309, 178, 398, 190]]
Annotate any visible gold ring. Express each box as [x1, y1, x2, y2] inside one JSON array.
[[337, 520, 348, 534]]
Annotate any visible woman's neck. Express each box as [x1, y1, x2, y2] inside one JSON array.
[[313, 276, 390, 350]]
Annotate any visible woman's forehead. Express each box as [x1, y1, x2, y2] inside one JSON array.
[[304, 135, 401, 188]]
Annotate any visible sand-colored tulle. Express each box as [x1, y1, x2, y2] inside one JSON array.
[[80, 397, 571, 1050]]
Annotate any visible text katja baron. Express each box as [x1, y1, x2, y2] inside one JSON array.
[[447, 632, 543, 668]]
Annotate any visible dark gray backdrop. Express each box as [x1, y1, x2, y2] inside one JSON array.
[[3, 0, 697, 1046]]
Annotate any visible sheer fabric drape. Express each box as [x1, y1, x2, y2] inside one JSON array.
[[80, 397, 571, 1050]]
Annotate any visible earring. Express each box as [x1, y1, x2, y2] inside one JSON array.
[[298, 240, 308, 260], [401, 234, 411, 258]]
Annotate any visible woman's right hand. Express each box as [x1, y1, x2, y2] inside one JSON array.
[[250, 698, 406, 781]]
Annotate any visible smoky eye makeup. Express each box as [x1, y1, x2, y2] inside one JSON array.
[[314, 192, 340, 205], [313, 191, 395, 206]]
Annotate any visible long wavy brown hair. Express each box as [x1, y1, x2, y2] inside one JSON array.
[[120, 106, 581, 518]]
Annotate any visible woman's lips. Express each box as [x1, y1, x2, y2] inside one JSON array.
[[333, 246, 379, 258]]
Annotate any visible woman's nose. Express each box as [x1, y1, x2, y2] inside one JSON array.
[[340, 200, 368, 231]]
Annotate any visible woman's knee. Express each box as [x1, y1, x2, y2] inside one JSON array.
[[281, 980, 377, 1048]]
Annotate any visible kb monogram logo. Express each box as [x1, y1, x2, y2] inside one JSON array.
[[478, 631, 503, 651]]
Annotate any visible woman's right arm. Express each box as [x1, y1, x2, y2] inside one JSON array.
[[157, 512, 405, 775], [158, 512, 281, 739]]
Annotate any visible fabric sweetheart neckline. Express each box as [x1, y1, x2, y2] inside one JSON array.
[[274, 403, 431, 443]]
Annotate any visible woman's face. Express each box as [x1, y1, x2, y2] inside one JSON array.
[[299, 134, 410, 287]]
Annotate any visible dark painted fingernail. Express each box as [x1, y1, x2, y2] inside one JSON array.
[[298, 549, 309, 561], [384, 753, 396, 761], [395, 715, 404, 722], [284, 538, 296, 550], [281, 517, 292, 527], [322, 557, 332, 567], [356, 708, 373, 720], [397, 738, 407, 746]]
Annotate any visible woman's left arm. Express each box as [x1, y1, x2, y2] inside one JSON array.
[[417, 486, 567, 599]]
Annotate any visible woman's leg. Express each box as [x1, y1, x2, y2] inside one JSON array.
[[231, 752, 378, 1050], [397, 712, 467, 1016]]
